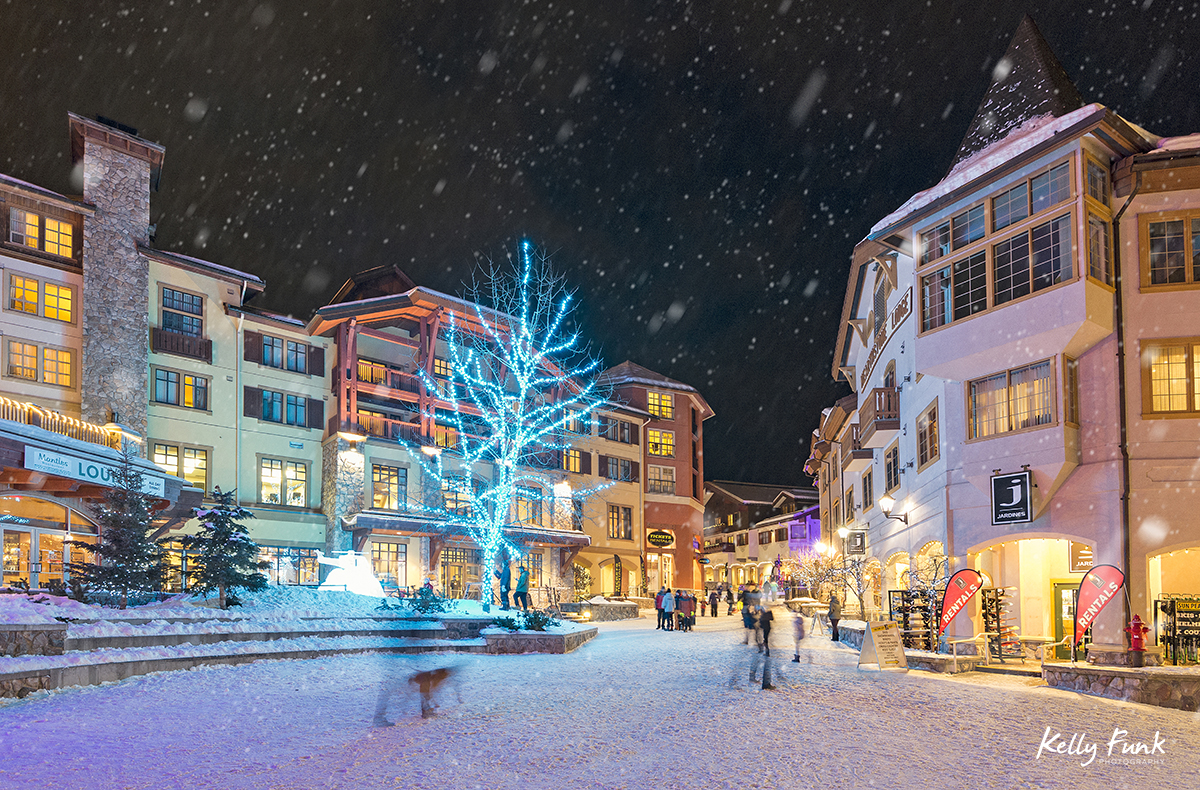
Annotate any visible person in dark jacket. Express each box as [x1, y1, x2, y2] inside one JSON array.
[[828, 593, 842, 642], [661, 587, 676, 630], [654, 586, 667, 629], [495, 559, 512, 610], [514, 566, 531, 612], [758, 605, 775, 656], [708, 588, 720, 618], [725, 586, 735, 615]]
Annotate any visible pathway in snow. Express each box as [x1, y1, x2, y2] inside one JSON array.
[[1, 611, 1195, 790]]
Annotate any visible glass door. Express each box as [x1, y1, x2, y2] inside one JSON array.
[[3, 530, 31, 586], [1053, 582, 1078, 660], [38, 532, 65, 590]]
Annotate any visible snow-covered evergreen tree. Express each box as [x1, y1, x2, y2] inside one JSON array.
[[179, 487, 268, 609], [66, 449, 166, 610], [408, 241, 609, 612]]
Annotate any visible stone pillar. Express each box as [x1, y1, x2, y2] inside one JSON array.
[[322, 436, 364, 567], [71, 115, 164, 444]]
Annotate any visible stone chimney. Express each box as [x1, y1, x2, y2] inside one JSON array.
[[68, 114, 165, 445]]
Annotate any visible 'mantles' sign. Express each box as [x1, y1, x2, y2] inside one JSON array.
[[991, 471, 1032, 525], [24, 447, 166, 498]]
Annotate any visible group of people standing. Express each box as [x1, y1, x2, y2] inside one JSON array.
[[654, 587, 701, 631], [494, 559, 531, 612]]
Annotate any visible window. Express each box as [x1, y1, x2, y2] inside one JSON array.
[[433, 423, 458, 450], [648, 429, 675, 457], [152, 443, 209, 491], [873, 279, 888, 332], [572, 499, 584, 531], [9, 275, 37, 314], [917, 401, 939, 469], [162, 288, 203, 337], [1142, 341, 1200, 415], [372, 464, 408, 510], [40, 348, 71, 388], [969, 360, 1054, 439], [607, 504, 633, 540], [920, 221, 951, 265], [516, 486, 542, 525], [7, 341, 37, 380], [775, 527, 788, 543], [286, 340, 308, 373], [260, 458, 307, 507], [1086, 160, 1110, 206], [285, 394, 307, 426], [261, 390, 283, 422], [1065, 357, 1080, 425], [993, 216, 1073, 304], [263, 336, 284, 368], [1143, 213, 1200, 287], [432, 357, 451, 378], [8, 275, 73, 323], [606, 456, 633, 482], [647, 391, 675, 420], [951, 204, 985, 249], [862, 469, 874, 512], [8, 208, 75, 259], [566, 410, 588, 434], [371, 542, 407, 588], [648, 465, 675, 494], [831, 501, 841, 530], [759, 530, 772, 545], [527, 553, 544, 588], [259, 546, 319, 585], [599, 416, 635, 443], [1030, 163, 1071, 215], [562, 448, 582, 473], [884, 445, 900, 493], [920, 250, 987, 331], [992, 183, 1028, 231], [736, 533, 749, 546], [844, 485, 855, 520], [1088, 215, 1112, 285], [441, 477, 471, 515]]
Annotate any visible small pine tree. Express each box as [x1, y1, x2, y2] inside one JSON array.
[[178, 487, 268, 609], [66, 449, 167, 610]]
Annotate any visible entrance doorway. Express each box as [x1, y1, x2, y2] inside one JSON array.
[[1052, 582, 1079, 660], [440, 547, 480, 599]]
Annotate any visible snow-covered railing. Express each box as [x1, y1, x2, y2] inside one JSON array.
[[0, 396, 121, 449]]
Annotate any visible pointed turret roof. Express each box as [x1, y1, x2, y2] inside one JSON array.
[[948, 16, 1085, 172]]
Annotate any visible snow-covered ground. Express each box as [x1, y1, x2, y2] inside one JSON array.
[[2, 610, 1195, 790]]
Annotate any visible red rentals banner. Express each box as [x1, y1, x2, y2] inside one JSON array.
[[938, 569, 984, 636], [1074, 564, 1125, 647]]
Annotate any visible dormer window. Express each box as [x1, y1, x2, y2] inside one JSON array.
[[8, 208, 75, 259]]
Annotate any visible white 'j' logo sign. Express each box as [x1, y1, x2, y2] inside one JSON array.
[[991, 471, 1032, 525]]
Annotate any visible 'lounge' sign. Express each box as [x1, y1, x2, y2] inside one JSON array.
[[991, 470, 1032, 525], [24, 447, 166, 498]]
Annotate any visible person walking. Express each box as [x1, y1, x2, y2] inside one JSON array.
[[726, 585, 735, 615], [828, 592, 842, 642], [654, 586, 666, 629], [699, 591, 707, 618], [758, 605, 775, 656], [514, 565, 531, 612], [709, 588, 720, 618], [661, 587, 676, 631], [679, 591, 694, 631], [496, 559, 512, 611], [792, 610, 809, 663]]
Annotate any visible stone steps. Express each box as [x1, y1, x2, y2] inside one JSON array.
[[64, 625, 447, 651]]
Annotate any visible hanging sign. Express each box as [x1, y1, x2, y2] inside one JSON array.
[[1069, 542, 1094, 573], [1073, 564, 1125, 646], [991, 471, 1033, 525], [938, 569, 984, 635], [859, 620, 908, 671], [847, 531, 867, 554], [613, 555, 623, 596], [646, 530, 674, 548]]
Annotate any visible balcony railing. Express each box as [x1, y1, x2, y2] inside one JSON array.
[[151, 327, 213, 363], [841, 423, 874, 472], [354, 412, 422, 443], [356, 360, 422, 394], [0, 396, 121, 449], [647, 443, 675, 458], [703, 542, 735, 554], [859, 386, 900, 449]]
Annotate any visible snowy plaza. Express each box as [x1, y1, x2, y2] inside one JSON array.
[[2, 611, 1197, 790]]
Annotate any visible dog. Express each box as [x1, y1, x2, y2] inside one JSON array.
[[408, 666, 461, 718]]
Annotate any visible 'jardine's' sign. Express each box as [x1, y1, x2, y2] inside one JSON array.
[[646, 530, 675, 548], [24, 447, 166, 498]]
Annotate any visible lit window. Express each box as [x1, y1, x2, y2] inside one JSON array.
[[1065, 357, 1081, 425], [154, 369, 207, 409], [153, 444, 179, 476], [516, 486, 542, 525], [43, 283, 72, 322], [9, 275, 38, 314], [647, 391, 675, 420], [9, 208, 39, 248], [969, 360, 1054, 438], [153, 443, 208, 490], [607, 504, 633, 540], [260, 458, 306, 506], [1143, 342, 1200, 415], [648, 465, 675, 494], [41, 348, 72, 387], [43, 218, 72, 257], [562, 448, 582, 473], [372, 465, 407, 510], [433, 423, 458, 450], [7, 340, 37, 380], [432, 357, 452, 378], [647, 429, 674, 457]]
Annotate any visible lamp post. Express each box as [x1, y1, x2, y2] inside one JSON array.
[[837, 525, 850, 601]]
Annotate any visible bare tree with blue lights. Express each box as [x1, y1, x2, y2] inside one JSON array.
[[409, 241, 609, 612]]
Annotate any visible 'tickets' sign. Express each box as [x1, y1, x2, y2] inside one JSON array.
[[1074, 564, 1125, 647], [938, 568, 984, 636], [646, 530, 674, 548], [991, 471, 1033, 525]]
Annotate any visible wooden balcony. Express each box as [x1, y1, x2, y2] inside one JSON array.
[[0, 396, 121, 449], [841, 423, 874, 473], [151, 327, 212, 363], [703, 541, 735, 554], [858, 386, 900, 449]]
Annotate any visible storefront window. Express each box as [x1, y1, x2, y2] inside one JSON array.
[[258, 546, 319, 585]]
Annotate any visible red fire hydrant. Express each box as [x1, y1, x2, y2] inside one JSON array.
[[1126, 614, 1150, 667]]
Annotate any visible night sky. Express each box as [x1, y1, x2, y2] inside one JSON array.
[[1, 1, 1197, 484]]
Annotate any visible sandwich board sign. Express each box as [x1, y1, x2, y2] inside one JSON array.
[[859, 620, 908, 671]]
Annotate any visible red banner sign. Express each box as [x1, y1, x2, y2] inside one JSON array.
[[938, 569, 984, 636], [1074, 564, 1125, 646]]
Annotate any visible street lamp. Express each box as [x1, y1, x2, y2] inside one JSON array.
[[878, 495, 908, 524]]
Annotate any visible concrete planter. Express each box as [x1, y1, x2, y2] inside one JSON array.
[[559, 602, 639, 621], [484, 627, 598, 654], [0, 624, 67, 657], [1043, 663, 1200, 710]]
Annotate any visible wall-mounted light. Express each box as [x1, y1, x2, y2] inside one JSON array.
[[878, 495, 908, 525], [420, 445, 442, 456]]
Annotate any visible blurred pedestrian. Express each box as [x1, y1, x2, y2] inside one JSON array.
[[655, 586, 667, 629], [828, 592, 842, 642], [661, 587, 676, 631], [514, 565, 531, 612], [709, 588, 720, 618]]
